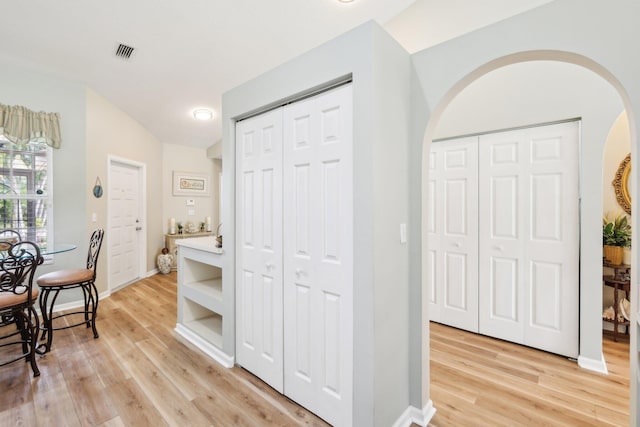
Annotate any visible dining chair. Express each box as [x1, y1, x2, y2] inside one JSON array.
[[37, 228, 104, 353], [0, 229, 22, 252], [0, 240, 43, 376]]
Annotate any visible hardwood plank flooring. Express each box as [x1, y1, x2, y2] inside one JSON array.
[[0, 273, 329, 427], [428, 322, 630, 427], [0, 273, 630, 426]]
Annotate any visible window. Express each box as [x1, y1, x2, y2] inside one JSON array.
[[0, 134, 52, 250]]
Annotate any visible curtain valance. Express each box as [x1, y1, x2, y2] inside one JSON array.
[[0, 103, 61, 149]]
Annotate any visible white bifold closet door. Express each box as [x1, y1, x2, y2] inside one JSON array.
[[428, 121, 579, 358], [236, 84, 353, 426], [427, 137, 479, 332], [478, 122, 579, 357], [236, 108, 285, 392]]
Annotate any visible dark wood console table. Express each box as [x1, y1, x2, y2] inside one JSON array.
[[603, 261, 631, 341]]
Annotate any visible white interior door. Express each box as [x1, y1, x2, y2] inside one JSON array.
[[108, 159, 144, 290], [427, 137, 479, 332], [478, 121, 579, 357], [235, 108, 284, 392], [283, 84, 353, 426]]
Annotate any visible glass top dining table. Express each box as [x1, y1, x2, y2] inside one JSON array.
[[0, 241, 77, 258], [40, 243, 77, 256]]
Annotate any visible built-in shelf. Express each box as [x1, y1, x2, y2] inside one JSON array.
[[184, 312, 223, 348], [183, 279, 223, 313], [175, 236, 232, 368]]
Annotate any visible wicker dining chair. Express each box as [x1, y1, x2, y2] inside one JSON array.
[[37, 228, 104, 353], [0, 240, 43, 376]]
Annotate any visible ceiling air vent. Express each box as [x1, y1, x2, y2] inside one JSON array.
[[115, 43, 135, 60]]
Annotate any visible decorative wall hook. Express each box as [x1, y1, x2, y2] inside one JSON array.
[[93, 177, 103, 198]]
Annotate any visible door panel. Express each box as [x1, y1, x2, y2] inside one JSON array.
[[427, 137, 479, 332], [283, 84, 353, 426], [235, 108, 284, 392], [523, 122, 579, 357], [108, 161, 142, 289], [479, 121, 579, 357], [479, 130, 527, 342]]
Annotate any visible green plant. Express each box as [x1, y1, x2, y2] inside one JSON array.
[[603, 213, 631, 247]]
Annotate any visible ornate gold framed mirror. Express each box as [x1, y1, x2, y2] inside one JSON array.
[[612, 153, 631, 215]]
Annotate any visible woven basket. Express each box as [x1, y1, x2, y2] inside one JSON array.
[[604, 245, 624, 265]]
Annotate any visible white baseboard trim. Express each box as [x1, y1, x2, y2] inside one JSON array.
[[175, 324, 234, 368], [39, 271, 164, 315], [42, 289, 110, 313], [392, 401, 436, 427], [578, 354, 608, 374]]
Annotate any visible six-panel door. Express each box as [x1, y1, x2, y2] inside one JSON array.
[[427, 137, 479, 332], [235, 84, 353, 426], [428, 121, 579, 358], [235, 108, 285, 392]]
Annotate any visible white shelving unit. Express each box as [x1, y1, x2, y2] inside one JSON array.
[[175, 236, 233, 367]]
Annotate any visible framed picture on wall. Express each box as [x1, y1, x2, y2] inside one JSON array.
[[173, 171, 211, 196]]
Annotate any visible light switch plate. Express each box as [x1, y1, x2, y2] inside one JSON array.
[[186, 199, 195, 206], [400, 223, 407, 244]]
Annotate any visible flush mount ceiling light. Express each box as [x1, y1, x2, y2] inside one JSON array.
[[338, 0, 354, 2], [193, 109, 214, 120]]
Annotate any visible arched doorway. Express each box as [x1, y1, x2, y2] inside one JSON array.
[[417, 50, 637, 424]]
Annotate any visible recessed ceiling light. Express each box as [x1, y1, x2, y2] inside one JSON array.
[[193, 109, 213, 120]]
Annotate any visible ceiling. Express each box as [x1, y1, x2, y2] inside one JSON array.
[[0, 0, 553, 149]]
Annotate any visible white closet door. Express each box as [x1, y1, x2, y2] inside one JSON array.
[[479, 122, 579, 357], [283, 84, 353, 426], [427, 138, 479, 332], [522, 122, 579, 357], [235, 108, 284, 392]]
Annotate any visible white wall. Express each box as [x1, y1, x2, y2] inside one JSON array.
[[86, 88, 164, 286], [0, 57, 88, 286], [222, 22, 413, 426], [604, 112, 631, 219], [431, 60, 625, 352], [410, 0, 640, 421], [433, 61, 623, 141], [603, 112, 631, 314], [161, 143, 219, 242]]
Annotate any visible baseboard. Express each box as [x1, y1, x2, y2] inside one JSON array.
[[40, 271, 161, 314], [392, 401, 436, 427], [175, 323, 234, 368], [41, 289, 110, 314], [578, 354, 608, 374]]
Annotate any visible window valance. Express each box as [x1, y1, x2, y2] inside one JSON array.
[[0, 103, 61, 149]]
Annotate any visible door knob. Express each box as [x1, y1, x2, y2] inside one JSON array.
[[135, 227, 142, 231], [265, 262, 274, 270], [295, 268, 304, 276], [492, 245, 503, 251]]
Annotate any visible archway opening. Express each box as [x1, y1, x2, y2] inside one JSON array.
[[421, 53, 634, 423]]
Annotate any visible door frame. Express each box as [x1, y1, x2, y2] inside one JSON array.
[[107, 155, 147, 292]]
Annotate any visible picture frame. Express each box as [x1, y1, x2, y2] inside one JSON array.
[[173, 171, 211, 197], [612, 153, 631, 215]]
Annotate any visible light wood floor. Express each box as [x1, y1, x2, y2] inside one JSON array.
[[428, 322, 630, 427], [0, 274, 630, 426], [0, 272, 329, 427]]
